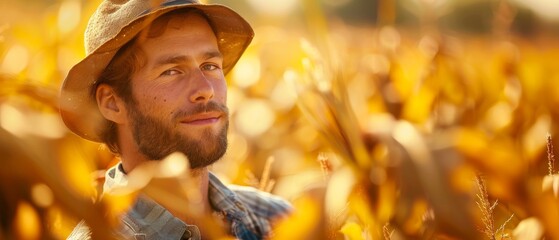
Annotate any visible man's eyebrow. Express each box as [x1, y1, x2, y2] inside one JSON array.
[[154, 55, 189, 67], [154, 50, 223, 67], [204, 50, 223, 60]]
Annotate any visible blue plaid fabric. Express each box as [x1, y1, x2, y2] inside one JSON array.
[[67, 163, 292, 240]]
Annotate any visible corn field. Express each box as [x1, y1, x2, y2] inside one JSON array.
[[2, 0, 559, 239]]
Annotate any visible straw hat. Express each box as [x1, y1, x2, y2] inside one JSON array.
[[59, 0, 254, 142]]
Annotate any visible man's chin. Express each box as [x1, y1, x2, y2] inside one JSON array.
[[185, 152, 224, 169], [176, 136, 227, 169]]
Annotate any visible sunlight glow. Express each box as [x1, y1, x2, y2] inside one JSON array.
[[58, 0, 81, 34], [0, 104, 66, 138], [484, 102, 513, 131], [512, 0, 559, 20], [1, 45, 29, 74], [232, 54, 261, 88], [270, 80, 297, 111], [523, 115, 551, 160], [14, 201, 41, 240], [31, 183, 54, 208], [0, 104, 26, 137], [235, 99, 275, 137], [246, 0, 298, 16], [228, 133, 248, 161], [159, 152, 189, 177], [32, 113, 66, 139], [325, 167, 355, 217]]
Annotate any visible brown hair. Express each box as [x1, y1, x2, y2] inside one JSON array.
[[92, 39, 144, 154]]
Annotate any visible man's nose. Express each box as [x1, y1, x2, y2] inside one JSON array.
[[189, 70, 214, 103]]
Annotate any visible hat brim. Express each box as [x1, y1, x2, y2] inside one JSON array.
[[60, 3, 254, 142]]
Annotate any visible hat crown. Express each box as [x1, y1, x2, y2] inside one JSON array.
[[84, 0, 199, 54]]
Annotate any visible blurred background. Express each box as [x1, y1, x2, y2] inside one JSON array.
[[2, 0, 559, 239]]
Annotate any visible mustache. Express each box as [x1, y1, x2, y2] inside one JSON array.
[[172, 101, 229, 120]]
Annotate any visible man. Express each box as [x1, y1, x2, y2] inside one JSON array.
[[59, 0, 292, 239]]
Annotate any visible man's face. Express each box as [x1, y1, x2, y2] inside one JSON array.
[[126, 12, 228, 168]]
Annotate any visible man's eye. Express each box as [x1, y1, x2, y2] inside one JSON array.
[[201, 64, 220, 71], [161, 69, 180, 76]]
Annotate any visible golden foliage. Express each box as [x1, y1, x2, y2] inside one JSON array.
[[2, 0, 559, 239]]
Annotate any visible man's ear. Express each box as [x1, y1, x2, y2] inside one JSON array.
[[96, 84, 127, 124]]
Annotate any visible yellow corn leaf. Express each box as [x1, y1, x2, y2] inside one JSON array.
[[542, 174, 559, 197], [512, 217, 544, 240], [402, 200, 428, 235], [348, 185, 376, 229], [46, 205, 78, 240], [102, 192, 138, 227], [339, 221, 365, 240], [58, 143, 96, 197], [402, 87, 436, 123], [273, 195, 321, 240], [14, 201, 41, 240], [522, 114, 551, 162]]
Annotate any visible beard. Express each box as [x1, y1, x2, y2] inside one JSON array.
[[127, 101, 228, 169]]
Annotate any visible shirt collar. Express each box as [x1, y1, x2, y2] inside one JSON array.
[[103, 163, 263, 238], [103, 163, 128, 194]]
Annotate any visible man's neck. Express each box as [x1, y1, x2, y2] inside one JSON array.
[[166, 167, 212, 223], [118, 125, 150, 174], [116, 127, 213, 223], [119, 154, 212, 224]]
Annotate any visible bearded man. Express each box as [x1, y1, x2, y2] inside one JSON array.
[[60, 1, 292, 239]]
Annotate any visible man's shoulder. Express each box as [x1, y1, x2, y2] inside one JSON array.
[[208, 173, 293, 219], [228, 184, 293, 219]]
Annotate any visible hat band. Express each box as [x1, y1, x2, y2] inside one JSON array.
[[140, 0, 199, 16]]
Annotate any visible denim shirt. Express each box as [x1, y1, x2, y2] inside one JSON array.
[[67, 163, 292, 240]]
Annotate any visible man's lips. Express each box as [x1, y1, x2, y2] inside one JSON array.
[[180, 112, 223, 125]]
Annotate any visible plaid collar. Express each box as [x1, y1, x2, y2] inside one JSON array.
[[207, 173, 264, 239], [103, 163, 287, 240]]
